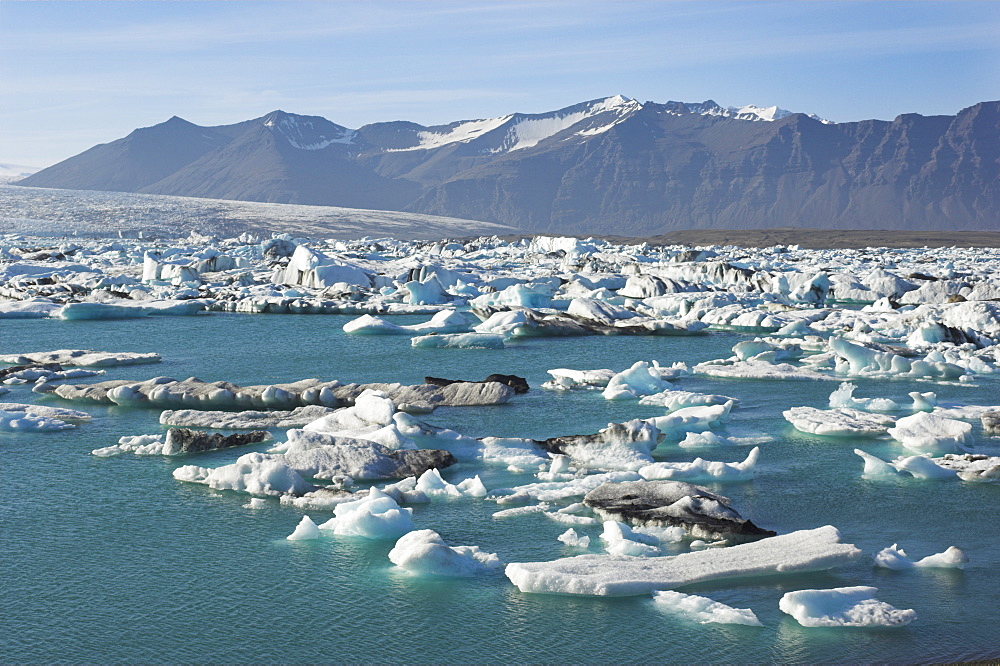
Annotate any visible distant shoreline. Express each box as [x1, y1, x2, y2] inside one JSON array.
[[521, 228, 1000, 250]]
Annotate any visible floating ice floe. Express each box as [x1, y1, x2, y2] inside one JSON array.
[[160, 405, 338, 429], [693, 360, 835, 382], [0, 402, 92, 421], [57, 300, 206, 320], [783, 407, 895, 437], [646, 403, 734, 439], [637, 447, 759, 483], [542, 368, 617, 391], [0, 349, 162, 367], [92, 429, 271, 457], [638, 389, 736, 412], [778, 586, 916, 627], [414, 468, 488, 497], [388, 529, 502, 576], [886, 412, 973, 454], [53, 375, 513, 411], [828, 382, 936, 412], [600, 521, 664, 557], [318, 487, 415, 539], [286, 515, 322, 541], [490, 471, 643, 503], [830, 337, 964, 380], [652, 590, 762, 626], [173, 452, 315, 496], [0, 409, 76, 431], [343, 309, 477, 335], [602, 361, 671, 400], [411, 332, 505, 349], [583, 479, 773, 542], [505, 525, 860, 596], [538, 419, 660, 471], [268, 430, 456, 481], [873, 543, 968, 570], [557, 528, 592, 548], [853, 449, 959, 480]]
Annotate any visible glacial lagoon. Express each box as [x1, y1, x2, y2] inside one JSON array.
[[2, 233, 1000, 663]]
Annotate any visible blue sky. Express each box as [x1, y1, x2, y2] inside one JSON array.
[[2, 1, 998, 167]]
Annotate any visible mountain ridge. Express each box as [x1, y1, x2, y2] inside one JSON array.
[[18, 96, 1000, 235]]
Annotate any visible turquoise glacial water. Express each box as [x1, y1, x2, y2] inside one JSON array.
[[1, 313, 998, 663]]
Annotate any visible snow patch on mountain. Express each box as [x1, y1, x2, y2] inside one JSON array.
[[263, 114, 355, 150], [410, 116, 514, 151], [501, 95, 641, 151]]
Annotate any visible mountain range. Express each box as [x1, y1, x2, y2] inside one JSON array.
[[18, 95, 1000, 235]]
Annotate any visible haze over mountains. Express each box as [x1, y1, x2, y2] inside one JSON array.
[[19, 95, 1000, 236]]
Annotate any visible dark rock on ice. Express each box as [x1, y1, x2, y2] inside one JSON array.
[[164, 428, 271, 454], [424, 374, 529, 394], [583, 479, 776, 543]]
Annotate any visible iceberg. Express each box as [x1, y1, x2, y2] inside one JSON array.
[[583, 479, 774, 542], [638, 447, 759, 483], [410, 332, 505, 349], [652, 590, 762, 626], [873, 543, 968, 570], [173, 452, 315, 496], [388, 529, 502, 576], [286, 515, 322, 541], [557, 529, 591, 549], [887, 412, 973, 454], [779, 586, 916, 627], [318, 487, 415, 539], [505, 525, 861, 596], [0, 409, 75, 431], [783, 407, 894, 437]]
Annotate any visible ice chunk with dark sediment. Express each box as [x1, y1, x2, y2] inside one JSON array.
[[505, 525, 860, 596], [160, 405, 338, 429], [536, 419, 660, 471], [52, 375, 513, 410], [271, 430, 457, 481], [582, 479, 775, 542]]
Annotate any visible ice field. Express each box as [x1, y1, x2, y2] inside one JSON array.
[[2, 230, 1000, 663]]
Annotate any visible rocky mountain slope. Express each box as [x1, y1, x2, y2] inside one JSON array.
[[19, 96, 999, 235]]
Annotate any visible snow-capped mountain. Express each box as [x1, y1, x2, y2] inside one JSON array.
[[18, 96, 999, 235]]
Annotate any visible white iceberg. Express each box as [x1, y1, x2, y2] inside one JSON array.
[[779, 586, 916, 627], [388, 529, 502, 576], [652, 590, 762, 626], [783, 407, 894, 437], [505, 525, 860, 596], [638, 447, 759, 483], [411, 332, 505, 349], [887, 412, 973, 454], [286, 515, 322, 541], [173, 452, 314, 496], [873, 543, 968, 570], [557, 528, 591, 549], [318, 487, 415, 539], [0, 409, 75, 431]]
